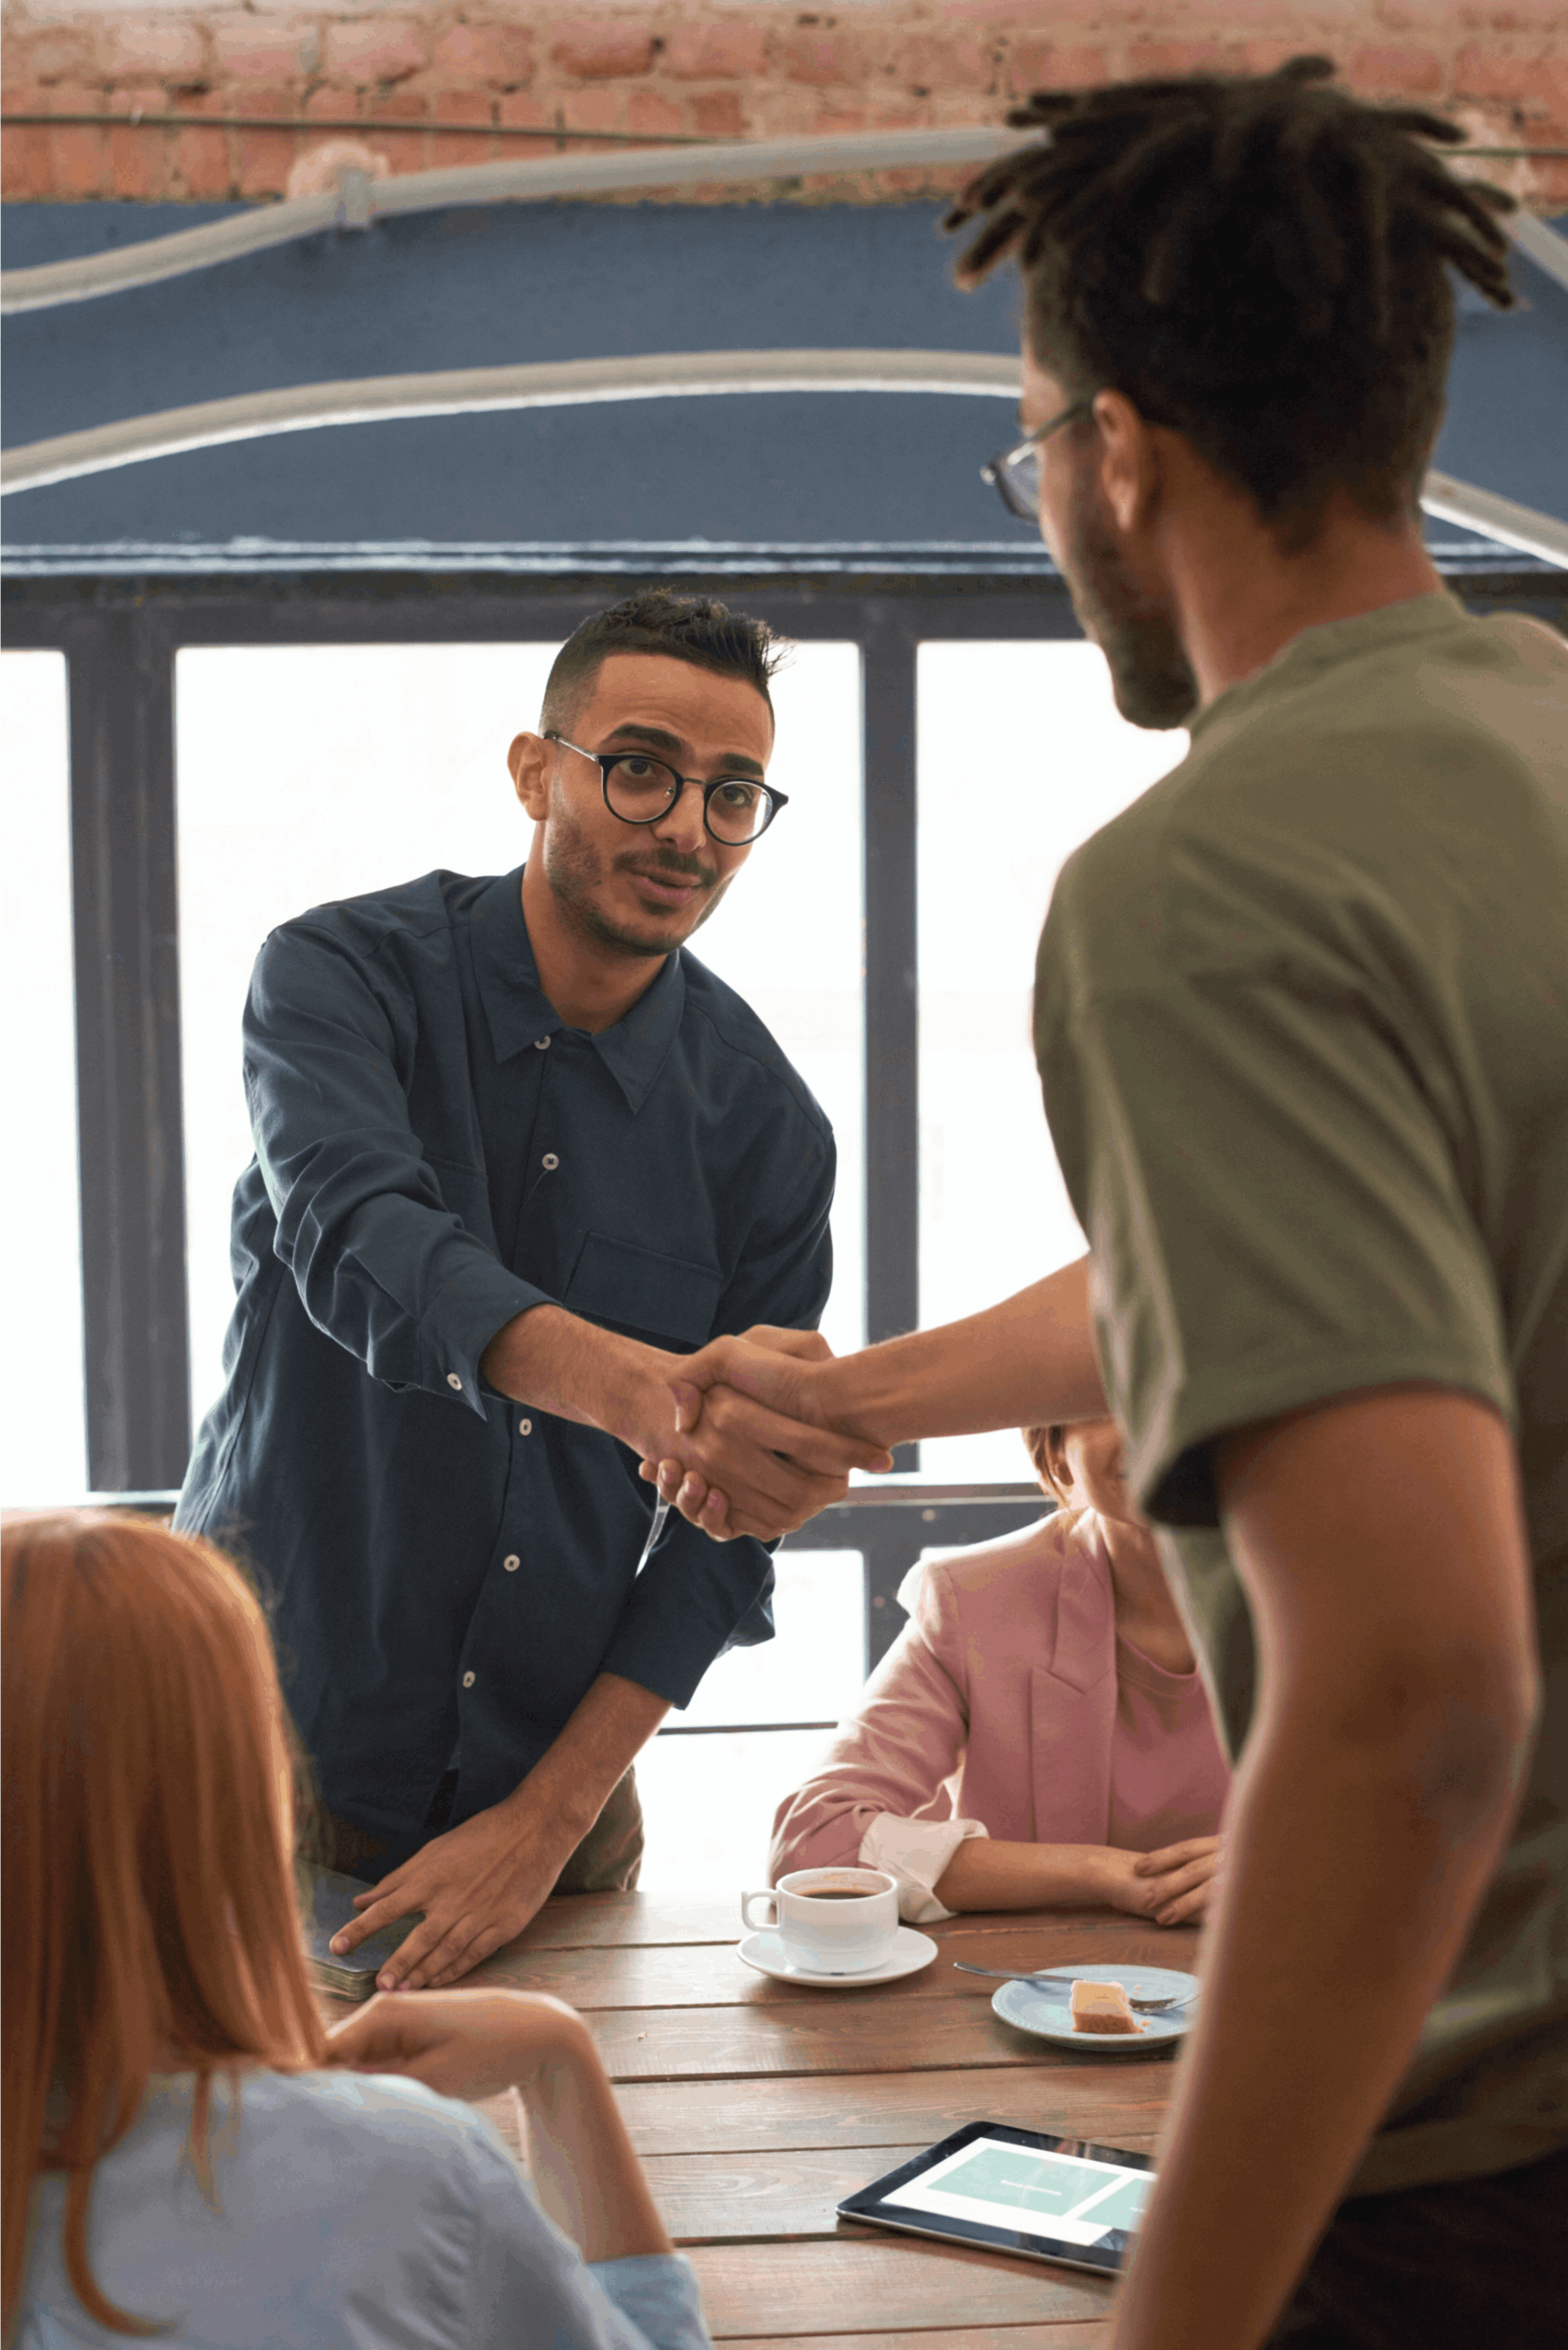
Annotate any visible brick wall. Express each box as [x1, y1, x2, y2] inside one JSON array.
[[3, 1, 1565, 207]]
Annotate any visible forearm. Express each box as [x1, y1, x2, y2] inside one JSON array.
[[818, 1258, 1106, 1450], [517, 2017, 674, 2263], [1112, 1693, 1523, 2349], [503, 1671, 670, 1851], [935, 1839, 1121, 1913], [481, 1305, 673, 1452]]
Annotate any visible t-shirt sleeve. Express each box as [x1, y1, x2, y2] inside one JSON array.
[[1043, 965, 1515, 1528]]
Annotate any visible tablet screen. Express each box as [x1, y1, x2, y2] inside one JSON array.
[[883, 2133, 1153, 2246], [839, 2120, 1156, 2274]]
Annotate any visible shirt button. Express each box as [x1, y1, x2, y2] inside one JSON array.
[[446, 1372, 463, 1390], [541, 1152, 559, 1170], [461, 1671, 476, 1688], [518, 1417, 532, 1436], [534, 1035, 551, 1051], [503, 1553, 520, 1572]]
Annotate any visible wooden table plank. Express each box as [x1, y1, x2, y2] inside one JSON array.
[[688, 2236, 1116, 2337], [587, 1997, 1185, 2083], [614, 2065, 1173, 2159], [471, 1919, 1198, 2010], [498, 1889, 742, 1951]]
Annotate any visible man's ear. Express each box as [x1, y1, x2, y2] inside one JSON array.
[[1092, 388, 1161, 537], [509, 731, 551, 822]]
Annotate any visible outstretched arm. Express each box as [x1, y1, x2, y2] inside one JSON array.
[[1108, 1386, 1539, 2350], [645, 1257, 1107, 1534]]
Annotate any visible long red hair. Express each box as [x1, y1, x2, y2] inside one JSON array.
[[1, 1511, 329, 2332]]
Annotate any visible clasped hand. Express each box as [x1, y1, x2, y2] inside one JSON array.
[[650, 1327, 889, 1539]]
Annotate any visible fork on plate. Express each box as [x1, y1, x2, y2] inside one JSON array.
[[952, 1961, 1194, 2013]]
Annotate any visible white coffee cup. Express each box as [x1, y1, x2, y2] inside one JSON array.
[[740, 1867, 900, 1974]]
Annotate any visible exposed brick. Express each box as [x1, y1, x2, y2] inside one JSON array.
[[305, 85, 362, 123], [498, 90, 555, 133], [322, 19, 427, 88], [664, 24, 769, 81], [12, 31, 95, 87], [51, 95, 109, 200], [102, 18, 207, 84], [107, 120, 168, 199], [780, 28, 864, 88], [237, 123, 297, 198], [422, 90, 496, 170], [1240, 39, 1316, 79], [1459, 0, 1568, 27], [898, 35, 995, 95], [560, 84, 624, 132], [1348, 44, 1447, 91], [1008, 42, 1113, 95], [550, 22, 657, 79], [626, 88, 684, 137], [175, 109, 232, 200], [1453, 44, 1548, 99], [429, 21, 535, 90], [690, 87, 745, 138], [1124, 42, 1232, 81], [361, 84, 429, 170], [2, 120, 54, 200], [210, 21, 321, 86], [232, 83, 298, 122]]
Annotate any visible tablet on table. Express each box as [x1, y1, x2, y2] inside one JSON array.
[[838, 2119, 1155, 2275]]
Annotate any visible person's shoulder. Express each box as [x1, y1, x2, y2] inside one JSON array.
[[270, 871, 499, 963], [676, 949, 834, 1145], [897, 1514, 1070, 1632], [230, 2065, 511, 2177]]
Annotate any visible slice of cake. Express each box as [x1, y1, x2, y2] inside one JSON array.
[[1070, 1978, 1143, 2035]]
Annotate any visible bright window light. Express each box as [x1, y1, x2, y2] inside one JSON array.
[[637, 1724, 839, 1893], [917, 640, 1187, 1483], [1, 651, 87, 1505]]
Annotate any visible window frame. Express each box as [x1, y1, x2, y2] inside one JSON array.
[[7, 560, 1564, 1670]]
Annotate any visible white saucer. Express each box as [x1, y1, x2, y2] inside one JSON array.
[[738, 1925, 937, 1987], [992, 1963, 1199, 2054]]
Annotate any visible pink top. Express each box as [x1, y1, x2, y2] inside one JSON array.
[[770, 1509, 1230, 1922]]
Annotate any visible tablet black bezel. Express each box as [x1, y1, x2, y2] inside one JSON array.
[[836, 2118, 1157, 2276]]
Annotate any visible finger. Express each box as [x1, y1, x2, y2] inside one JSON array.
[[702, 1388, 889, 1476], [671, 1380, 702, 1435], [426, 1923, 509, 1989], [698, 1487, 730, 1537], [395, 1912, 491, 1993], [1156, 1883, 1213, 1926], [371, 1903, 467, 1991], [1138, 1855, 1220, 1904], [1134, 1837, 1220, 1875], [332, 1884, 421, 1955], [740, 1324, 835, 1362]]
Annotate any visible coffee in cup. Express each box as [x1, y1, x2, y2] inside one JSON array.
[[740, 1868, 899, 1973]]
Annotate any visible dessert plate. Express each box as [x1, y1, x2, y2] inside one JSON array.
[[992, 1962, 1199, 2053], [738, 1925, 938, 1987]]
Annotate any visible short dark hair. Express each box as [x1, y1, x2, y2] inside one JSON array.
[[541, 589, 785, 734], [947, 56, 1516, 534]]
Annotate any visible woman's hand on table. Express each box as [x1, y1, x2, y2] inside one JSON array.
[[326, 1987, 592, 2103], [1098, 1836, 1223, 1926]]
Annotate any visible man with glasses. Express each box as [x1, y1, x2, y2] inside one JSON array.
[[177, 589, 884, 1990]]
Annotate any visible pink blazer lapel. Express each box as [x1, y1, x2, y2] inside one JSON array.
[[1029, 1514, 1120, 1846]]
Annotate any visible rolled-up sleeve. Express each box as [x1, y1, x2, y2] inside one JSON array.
[[244, 921, 548, 1411]]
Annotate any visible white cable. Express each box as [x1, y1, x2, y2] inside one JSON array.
[[0, 128, 1030, 314], [3, 345, 1561, 568]]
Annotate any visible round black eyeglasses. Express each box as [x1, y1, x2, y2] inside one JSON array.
[[546, 733, 788, 846], [981, 397, 1095, 521]]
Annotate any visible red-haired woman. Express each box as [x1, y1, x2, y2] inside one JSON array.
[[1, 1511, 710, 2349]]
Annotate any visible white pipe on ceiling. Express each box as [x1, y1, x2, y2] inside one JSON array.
[[3, 346, 1563, 568]]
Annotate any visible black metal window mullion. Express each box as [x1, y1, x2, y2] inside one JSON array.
[[64, 606, 190, 1493]]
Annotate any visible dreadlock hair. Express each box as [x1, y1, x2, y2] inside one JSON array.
[[541, 588, 784, 734], [948, 56, 1516, 536]]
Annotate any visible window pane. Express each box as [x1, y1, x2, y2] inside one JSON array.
[[638, 1726, 838, 1891], [177, 644, 560, 1424], [692, 644, 865, 1354], [1, 651, 87, 1504], [917, 642, 1186, 1482], [679, 1548, 865, 1726]]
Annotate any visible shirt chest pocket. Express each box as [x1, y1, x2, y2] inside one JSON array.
[[562, 1231, 724, 1350]]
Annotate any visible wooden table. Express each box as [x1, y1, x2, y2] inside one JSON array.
[[327, 1894, 1196, 2346]]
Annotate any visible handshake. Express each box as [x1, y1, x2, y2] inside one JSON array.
[[637, 1325, 895, 1543]]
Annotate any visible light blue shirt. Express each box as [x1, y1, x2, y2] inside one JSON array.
[[16, 2069, 711, 2350]]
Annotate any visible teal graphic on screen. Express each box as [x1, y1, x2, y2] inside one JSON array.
[[891, 2138, 1153, 2239]]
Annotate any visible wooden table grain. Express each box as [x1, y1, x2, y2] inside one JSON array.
[[328, 1894, 1196, 2344]]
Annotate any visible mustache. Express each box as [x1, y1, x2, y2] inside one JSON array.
[[616, 846, 717, 887]]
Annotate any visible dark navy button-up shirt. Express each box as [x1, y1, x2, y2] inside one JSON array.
[[176, 868, 834, 1864]]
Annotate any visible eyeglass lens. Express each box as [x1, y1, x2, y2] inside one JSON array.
[[997, 442, 1041, 520], [605, 754, 775, 845]]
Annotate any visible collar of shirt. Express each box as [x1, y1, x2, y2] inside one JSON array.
[[468, 869, 688, 1115]]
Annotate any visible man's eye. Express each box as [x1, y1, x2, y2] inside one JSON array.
[[620, 757, 661, 779], [715, 782, 759, 809]]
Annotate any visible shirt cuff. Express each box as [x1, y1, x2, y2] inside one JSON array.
[[860, 1815, 989, 1924], [589, 2251, 712, 2349], [424, 1264, 555, 1417]]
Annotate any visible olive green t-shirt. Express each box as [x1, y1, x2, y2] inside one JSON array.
[[1034, 592, 1568, 2192]]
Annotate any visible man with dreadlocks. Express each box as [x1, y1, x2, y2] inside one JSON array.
[[647, 56, 1568, 2350]]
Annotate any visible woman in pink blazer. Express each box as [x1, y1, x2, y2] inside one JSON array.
[[770, 1420, 1230, 1926]]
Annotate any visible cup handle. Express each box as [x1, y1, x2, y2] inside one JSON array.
[[740, 1889, 779, 1932]]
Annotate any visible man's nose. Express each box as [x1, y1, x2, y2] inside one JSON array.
[[650, 781, 709, 853]]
